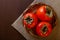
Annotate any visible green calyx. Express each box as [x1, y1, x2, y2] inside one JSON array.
[[41, 24, 48, 34], [46, 6, 53, 17], [25, 16, 33, 24]]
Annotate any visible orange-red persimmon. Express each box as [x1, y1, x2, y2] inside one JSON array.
[[36, 22, 52, 37], [23, 13, 38, 29], [36, 5, 53, 21]]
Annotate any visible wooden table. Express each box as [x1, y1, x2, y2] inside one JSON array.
[[0, 0, 33, 40]]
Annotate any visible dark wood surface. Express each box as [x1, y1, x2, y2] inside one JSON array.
[[0, 0, 33, 40]]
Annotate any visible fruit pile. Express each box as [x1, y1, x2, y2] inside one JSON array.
[[23, 3, 56, 37]]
